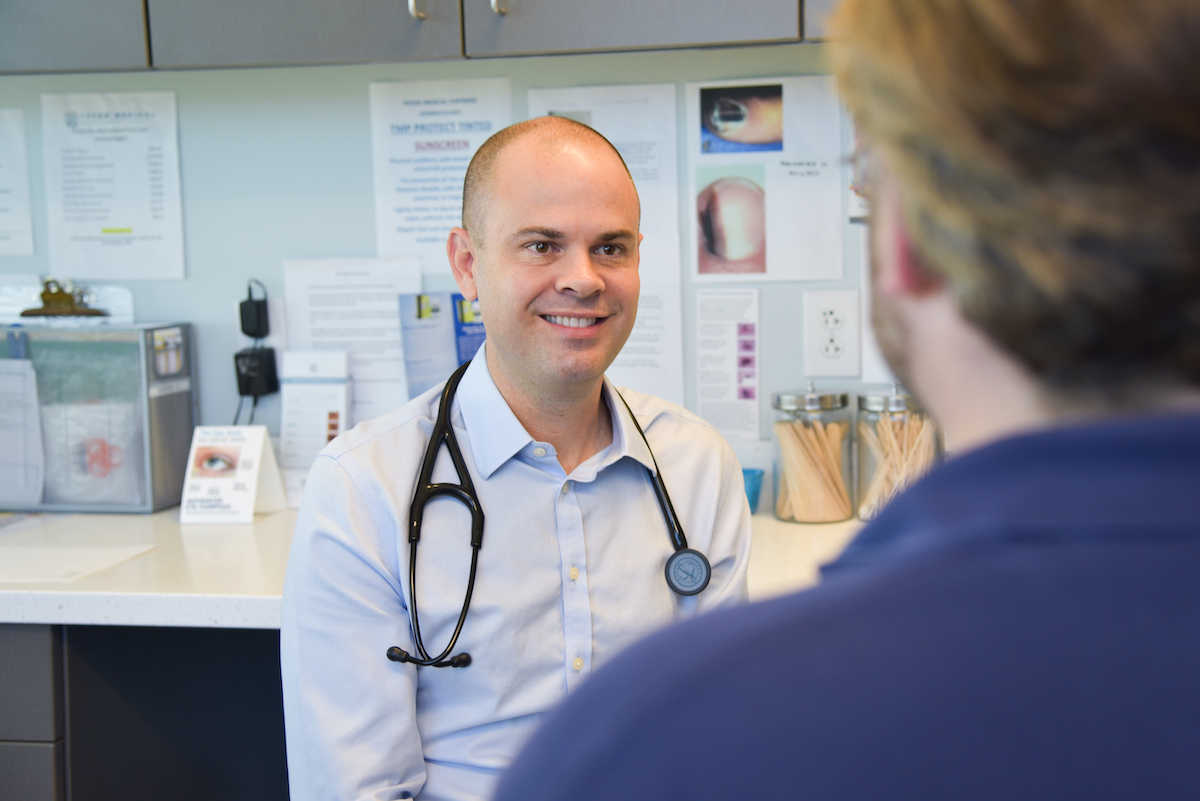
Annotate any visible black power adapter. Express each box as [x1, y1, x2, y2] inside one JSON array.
[[234, 347, 279, 398], [240, 278, 271, 340], [233, 279, 278, 425]]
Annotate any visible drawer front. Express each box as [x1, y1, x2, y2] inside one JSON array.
[[0, 625, 63, 742], [0, 741, 64, 801], [148, 0, 463, 68], [0, 0, 147, 73], [463, 0, 801, 57]]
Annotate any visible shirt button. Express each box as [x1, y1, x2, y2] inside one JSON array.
[[573, 657, 583, 672], [569, 566, 580, 581], [533, 446, 546, 457], [561, 482, 569, 495]]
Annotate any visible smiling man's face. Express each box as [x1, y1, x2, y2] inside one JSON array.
[[450, 132, 642, 400]]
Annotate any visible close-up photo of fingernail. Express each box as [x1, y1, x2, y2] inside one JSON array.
[[710, 98, 748, 134], [697, 176, 767, 273], [699, 84, 784, 150]]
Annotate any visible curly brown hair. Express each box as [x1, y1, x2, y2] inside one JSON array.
[[832, 0, 1200, 394]]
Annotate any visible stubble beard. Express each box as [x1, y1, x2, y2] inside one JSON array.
[[868, 228, 921, 400]]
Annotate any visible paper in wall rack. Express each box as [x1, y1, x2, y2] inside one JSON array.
[[0, 323, 198, 513]]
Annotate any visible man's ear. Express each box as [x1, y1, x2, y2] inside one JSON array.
[[873, 181, 940, 298], [447, 228, 480, 301]]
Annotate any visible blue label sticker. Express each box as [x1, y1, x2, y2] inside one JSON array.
[[6, 329, 28, 360]]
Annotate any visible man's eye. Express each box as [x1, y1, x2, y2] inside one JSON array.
[[529, 242, 551, 254], [598, 244, 622, 256]]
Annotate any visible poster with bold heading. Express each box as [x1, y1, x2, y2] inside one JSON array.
[[370, 78, 512, 275]]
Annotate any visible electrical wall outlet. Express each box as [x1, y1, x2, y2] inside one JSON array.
[[803, 290, 861, 377]]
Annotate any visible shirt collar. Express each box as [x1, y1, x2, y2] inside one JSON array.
[[455, 344, 533, 479], [824, 411, 1200, 577], [455, 345, 657, 480]]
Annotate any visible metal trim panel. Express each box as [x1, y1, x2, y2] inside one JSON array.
[[0, 625, 63, 742]]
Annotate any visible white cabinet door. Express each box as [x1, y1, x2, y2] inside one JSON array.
[[0, 0, 147, 73], [463, 0, 801, 57], [147, 0, 463, 68]]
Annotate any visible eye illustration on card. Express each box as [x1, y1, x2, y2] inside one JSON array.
[[194, 446, 240, 478]]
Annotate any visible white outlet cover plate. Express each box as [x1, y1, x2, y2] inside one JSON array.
[[804, 289, 861, 377]]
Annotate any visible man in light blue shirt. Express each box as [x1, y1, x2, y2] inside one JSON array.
[[280, 116, 752, 801]]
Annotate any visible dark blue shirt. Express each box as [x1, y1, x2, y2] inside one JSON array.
[[495, 413, 1200, 800]]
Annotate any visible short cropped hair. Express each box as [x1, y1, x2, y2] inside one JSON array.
[[832, 0, 1200, 393], [461, 116, 637, 247]]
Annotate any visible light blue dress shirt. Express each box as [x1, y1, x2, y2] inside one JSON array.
[[281, 346, 752, 801]]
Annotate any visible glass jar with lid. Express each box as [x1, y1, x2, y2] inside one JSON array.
[[771, 385, 853, 523], [856, 390, 940, 521]]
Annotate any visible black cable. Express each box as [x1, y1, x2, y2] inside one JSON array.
[[247, 278, 268, 303], [236, 278, 272, 424]]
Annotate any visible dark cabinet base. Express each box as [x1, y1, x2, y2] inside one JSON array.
[[0, 741, 64, 801], [64, 626, 288, 801]]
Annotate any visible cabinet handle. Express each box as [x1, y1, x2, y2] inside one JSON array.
[[408, 0, 426, 19], [490, 0, 507, 15]]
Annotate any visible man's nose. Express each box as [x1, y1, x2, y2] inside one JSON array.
[[555, 249, 605, 297]]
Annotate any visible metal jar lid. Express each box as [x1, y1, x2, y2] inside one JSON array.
[[773, 389, 849, 412], [858, 393, 922, 413]]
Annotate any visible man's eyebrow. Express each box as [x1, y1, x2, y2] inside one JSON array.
[[597, 229, 638, 242], [511, 227, 566, 240]]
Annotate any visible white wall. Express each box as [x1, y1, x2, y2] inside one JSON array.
[[0, 42, 881, 479]]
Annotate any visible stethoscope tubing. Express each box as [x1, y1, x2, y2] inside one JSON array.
[[395, 361, 481, 668], [389, 362, 711, 669], [612, 390, 690, 553]]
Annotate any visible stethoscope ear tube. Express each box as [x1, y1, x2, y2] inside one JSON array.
[[388, 646, 472, 668], [399, 361, 481, 669], [612, 389, 713, 595]]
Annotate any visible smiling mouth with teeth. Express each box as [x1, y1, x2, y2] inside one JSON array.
[[543, 315, 601, 328]]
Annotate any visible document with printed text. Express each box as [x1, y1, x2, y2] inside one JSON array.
[[283, 258, 422, 426], [0, 109, 34, 256], [371, 78, 512, 275], [527, 83, 685, 405], [41, 92, 185, 280]]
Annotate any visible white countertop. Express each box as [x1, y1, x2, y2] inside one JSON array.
[[0, 509, 296, 629], [747, 514, 861, 600], [0, 509, 860, 629]]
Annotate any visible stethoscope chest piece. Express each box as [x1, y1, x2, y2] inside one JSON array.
[[665, 548, 711, 596]]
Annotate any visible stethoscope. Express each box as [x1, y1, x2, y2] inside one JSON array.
[[386, 360, 712, 669]]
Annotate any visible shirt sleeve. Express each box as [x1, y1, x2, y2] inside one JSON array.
[[281, 453, 426, 801]]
